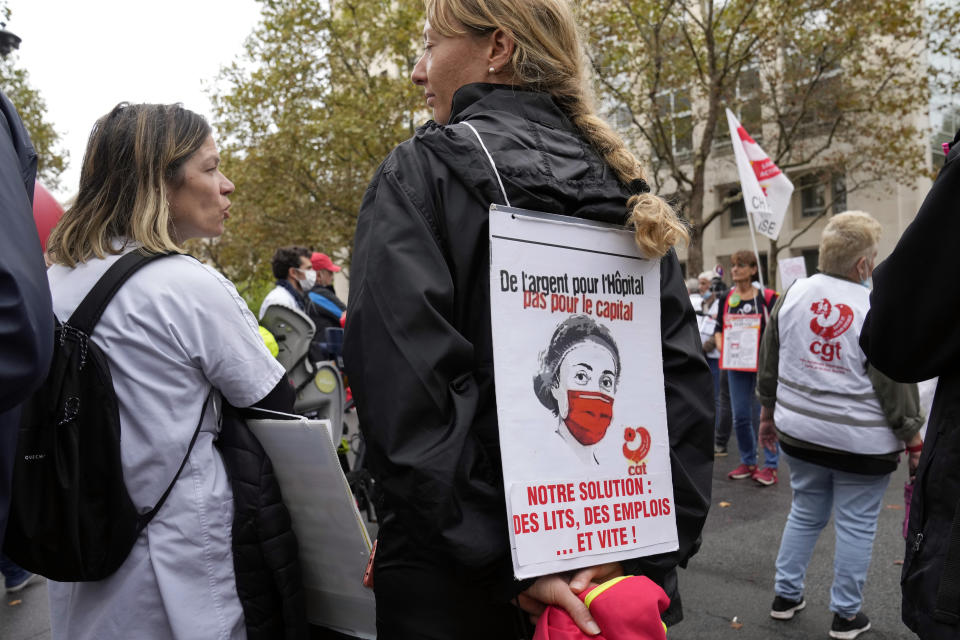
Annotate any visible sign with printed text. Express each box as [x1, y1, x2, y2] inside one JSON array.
[[489, 205, 677, 579], [720, 314, 761, 371], [778, 256, 807, 291]]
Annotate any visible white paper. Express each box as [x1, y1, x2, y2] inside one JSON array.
[[726, 109, 795, 241], [778, 256, 808, 291], [720, 314, 762, 371], [489, 206, 678, 579], [247, 415, 375, 640]]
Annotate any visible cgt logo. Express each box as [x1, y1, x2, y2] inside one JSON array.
[[808, 298, 853, 362], [623, 426, 651, 463]]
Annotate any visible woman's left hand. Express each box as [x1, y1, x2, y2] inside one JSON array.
[[516, 562, 624, 635]]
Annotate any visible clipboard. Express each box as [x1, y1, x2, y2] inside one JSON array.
[[247, 410, 376, 639]]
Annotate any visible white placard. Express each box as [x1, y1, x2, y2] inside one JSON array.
[[489, 206, 678, 579], [778, 256, 808, 291], [720, 314, 762, 371], [247, 412, 376, 640]]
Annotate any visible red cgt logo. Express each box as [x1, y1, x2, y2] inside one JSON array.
[[623, 426, 651, 463], [809, 298, 854, 340]]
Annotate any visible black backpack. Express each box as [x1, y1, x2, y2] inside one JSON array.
[[3, 250, 209, 581]]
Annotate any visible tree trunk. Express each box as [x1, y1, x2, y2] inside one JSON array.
[[686, 164, 707, 276]]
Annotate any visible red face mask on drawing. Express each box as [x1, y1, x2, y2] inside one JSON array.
[[563, 391, 614, 445]]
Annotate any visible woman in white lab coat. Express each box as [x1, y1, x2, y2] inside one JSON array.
[[44, 103, 291, 640]]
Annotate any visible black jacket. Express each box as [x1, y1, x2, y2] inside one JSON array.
[[0, 89, 52, 550], [860, 128, 960, 639], [217, 404, 307, 640], [308, 285, 346, 327], [343, 84, 713, 623]]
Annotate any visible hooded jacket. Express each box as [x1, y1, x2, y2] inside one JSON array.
[[343, 83, 713, 624]]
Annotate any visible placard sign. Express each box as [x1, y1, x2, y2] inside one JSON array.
[[778, 256, 808, 291], [489, 205, 678, 579], [720, 314, 762, 371]]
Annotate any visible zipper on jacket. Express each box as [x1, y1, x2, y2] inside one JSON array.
[[913, 532, 924, 552]]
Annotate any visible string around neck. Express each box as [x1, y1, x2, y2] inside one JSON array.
[[462, 121, 512, 208]]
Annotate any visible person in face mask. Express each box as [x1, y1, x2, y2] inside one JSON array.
[[258, 245, 315, 320], [534, 315, 621, 465]]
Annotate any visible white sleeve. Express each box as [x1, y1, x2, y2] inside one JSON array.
[[162, 260, 285, 407]]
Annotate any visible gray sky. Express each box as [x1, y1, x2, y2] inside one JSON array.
[[6, 0, 262, 199]]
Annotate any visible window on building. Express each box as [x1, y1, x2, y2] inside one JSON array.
[[801, 249, 820, 277], [781, 48, 844, 136], [725, 187, 748, 227], [717, 68, 763, 150], [655, 88, 693, 155], [799, 173, 846, 217]]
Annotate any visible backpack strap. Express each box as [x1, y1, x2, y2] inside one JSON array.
[[763, 287, 776, 310], [67, 250, 174, 334], [136, 387, 214, 532], [64, 248, 203, 531]]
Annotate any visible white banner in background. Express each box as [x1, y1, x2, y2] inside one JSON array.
[[726, 108, 795, 241], [489, 206, 678, 580], [778, 256, 808, 291]]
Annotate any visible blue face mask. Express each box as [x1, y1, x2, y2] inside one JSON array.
[[860, 277, 872, 289]]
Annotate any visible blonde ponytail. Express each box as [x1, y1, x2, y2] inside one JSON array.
[[426, 0, 688, 258], [562, 103, 689, 258]]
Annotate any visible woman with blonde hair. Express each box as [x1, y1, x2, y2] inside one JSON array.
[[342, 0, 713, 637], [43, 103, 298, 639]]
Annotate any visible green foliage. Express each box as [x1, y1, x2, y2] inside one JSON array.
[[203, 0, 425, 300], [581, 0, 960, 274], [0, 7, 68, 190]]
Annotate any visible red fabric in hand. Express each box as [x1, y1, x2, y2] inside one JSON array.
[[532, 576, 670, 640]]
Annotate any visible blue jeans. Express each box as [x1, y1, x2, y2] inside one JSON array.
[[774, 454, 891, 617], [0, 553, 30, 588], [708, 358, 732, 448], [727, 369, 778, 468]]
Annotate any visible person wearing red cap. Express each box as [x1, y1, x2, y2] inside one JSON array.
[[306, 252, 347, 335]]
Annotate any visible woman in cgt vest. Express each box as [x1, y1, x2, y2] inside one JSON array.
[[755, 210, 923, 640]]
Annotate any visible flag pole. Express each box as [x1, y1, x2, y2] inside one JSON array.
[[746, 210, 771, 322]]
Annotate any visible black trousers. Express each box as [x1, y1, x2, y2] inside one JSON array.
[[373, 522, 533, 640]]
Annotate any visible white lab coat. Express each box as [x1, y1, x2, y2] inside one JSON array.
[[46, 244, 285, 640]]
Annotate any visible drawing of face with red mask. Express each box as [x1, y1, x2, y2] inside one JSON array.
[[534, 315, 621, 465]]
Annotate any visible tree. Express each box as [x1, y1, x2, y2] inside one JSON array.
[[582, 0, 960, 280], [204, 0, 424, 307], [0, 5, 68, 190]]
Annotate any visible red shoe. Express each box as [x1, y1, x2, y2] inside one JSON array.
[[728, 463, 757, 480], [753, 467, 778, 486]]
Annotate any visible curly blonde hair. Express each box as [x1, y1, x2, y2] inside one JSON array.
[[425, 0, 688, 258]]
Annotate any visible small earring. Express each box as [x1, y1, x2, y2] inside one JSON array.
[[488, 66, 496, 74]]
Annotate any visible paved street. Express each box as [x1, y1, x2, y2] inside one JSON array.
[[672, 452, 913, 639], [1, 449, 916, 639]]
